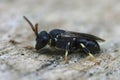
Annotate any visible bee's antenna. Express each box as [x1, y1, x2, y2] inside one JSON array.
[[23, 16, 39, 37], [35, 23, 38, 36]]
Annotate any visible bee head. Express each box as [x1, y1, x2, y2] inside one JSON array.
[[23, 16, 50, 50], [35, 31, 50, 50]]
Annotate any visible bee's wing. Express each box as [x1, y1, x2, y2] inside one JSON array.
[[60, 31, 105, 42]]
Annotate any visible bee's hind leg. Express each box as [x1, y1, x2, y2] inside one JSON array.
[[80, 43, 100, 65]]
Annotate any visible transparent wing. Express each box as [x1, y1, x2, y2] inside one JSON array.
[[60, 31, 105, 42]]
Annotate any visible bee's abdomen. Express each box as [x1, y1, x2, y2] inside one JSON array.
[[76, 38, 100, 54]]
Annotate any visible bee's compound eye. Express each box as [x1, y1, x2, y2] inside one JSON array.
[[35, 31, 50, 50], [35, 39, 47, 50]]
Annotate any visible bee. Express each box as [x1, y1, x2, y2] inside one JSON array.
[[23, 16, 105, 63]]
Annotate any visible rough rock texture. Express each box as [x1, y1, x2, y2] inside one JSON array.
[[0, 0, 120, 80]]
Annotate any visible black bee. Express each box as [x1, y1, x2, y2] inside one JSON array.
[[23, 16, 105, 63]]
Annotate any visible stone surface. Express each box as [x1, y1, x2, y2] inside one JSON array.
[[0, 0, 120, 80]]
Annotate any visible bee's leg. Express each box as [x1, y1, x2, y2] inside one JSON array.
[[80, 43, 99, 64], [64, 42, 71, 64], [65, 50, 69, 63]]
